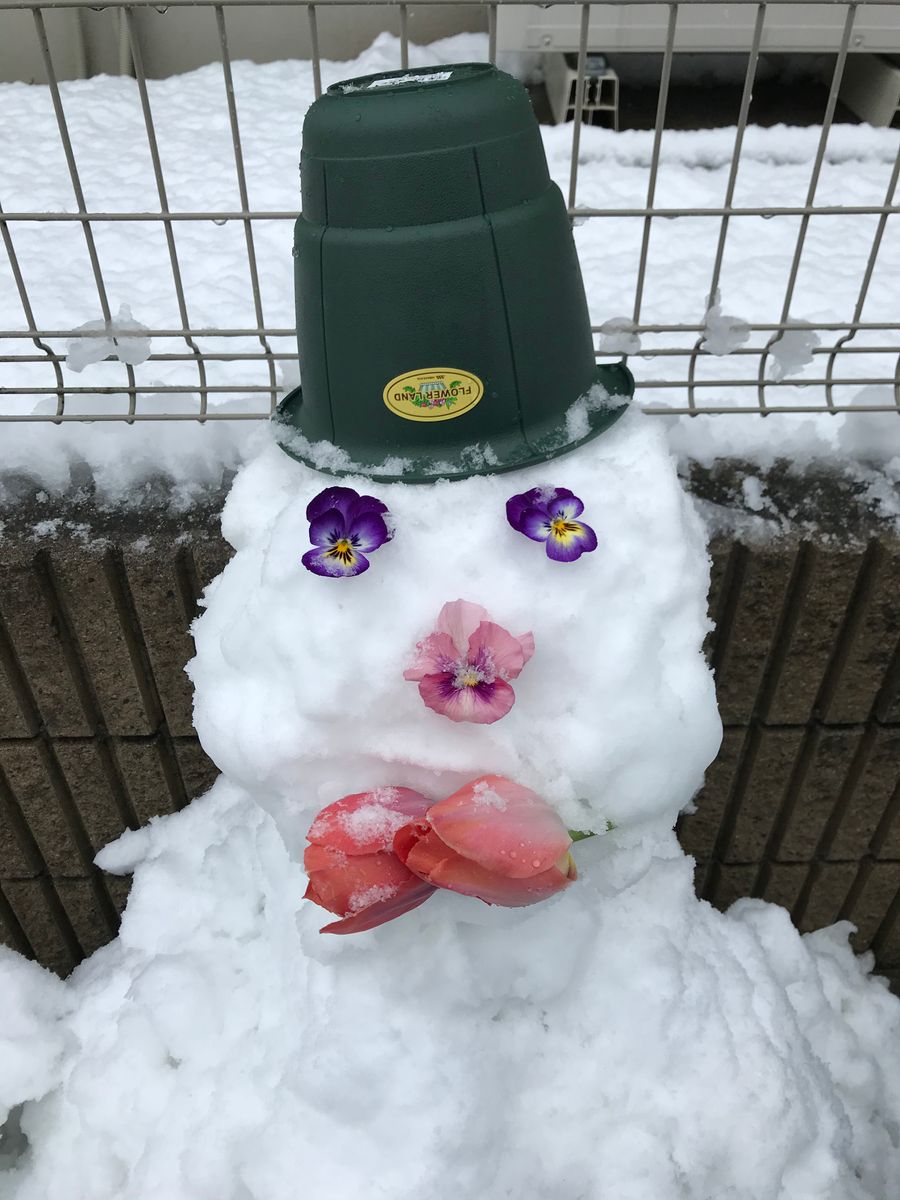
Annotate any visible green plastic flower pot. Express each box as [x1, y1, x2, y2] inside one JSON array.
[[275, 62, 633, 483]]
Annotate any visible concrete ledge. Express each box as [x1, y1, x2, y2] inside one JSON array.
[[0, 469, 898, 983]]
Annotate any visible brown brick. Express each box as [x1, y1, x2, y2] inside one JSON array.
[[728, 728, 804, 862], [797, 862, 859, 934], [831, 728, 900, 861], [192, 542, 233, 597], [778, 728, 863, 862], [123, 549, 198, 736], [104, 874, 132, 917], [0, 742, 91, 875], [713, 547, 795, 724], [52, 554, 156, 735], [53, 741, 135, 857], [54, 878, 118, 958], [0, 754, 43, 879], [767, 549, 861, 724], [677, 728, 744, 863], [115, 738, 183, 824], [846, 862, 900, 958], [826, 545, 900, 723], [0, 655, 31, 737], [703, 544, 731, 663], [0, 554, 89, 735], [710, 864, 758, 912], [760, 863, 806, 913], [2, 879, 78, 976], [174, 739, 219, 803], [0, 881, 32, 957]]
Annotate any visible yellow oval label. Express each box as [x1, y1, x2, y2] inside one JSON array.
[[383, 368, 484, 422]]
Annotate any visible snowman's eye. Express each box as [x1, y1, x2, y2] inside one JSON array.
[[505, 486, 599, 565]]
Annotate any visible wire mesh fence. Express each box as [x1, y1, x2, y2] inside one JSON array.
[[0, 0, 899, 422]]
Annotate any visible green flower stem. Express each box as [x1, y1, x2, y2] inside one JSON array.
[[568, 829, 596, 842]]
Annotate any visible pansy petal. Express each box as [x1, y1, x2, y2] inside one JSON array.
[[348, 510, 390, 553], [427, 775, 572, 879], [435, 599, 491, 655], [349, 493, 389, 519], [547, 494, 585, 520], [403, 632, 459, 681], [519, 507, 553, 542], [424, 852, 574, 907], [306, 486, 362, 523], [307, 787, 432, 855], [301, 546, 369, 578], [418, 674, 515, 724], [518, 631, 536, 665], [319, 878, 435, 934], [545, 521, 597, 563], [468, 621, 533, 682], [307, 508, 346, 548], [506, 489, 544, 532]]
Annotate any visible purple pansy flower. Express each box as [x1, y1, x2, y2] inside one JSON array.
[[302, 486, 391, 578], [506, 486, 598, 563]]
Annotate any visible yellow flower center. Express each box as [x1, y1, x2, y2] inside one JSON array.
[[458, 670, 482, 688], [551, 517, 579, 538], [326, 538, 355, 565]]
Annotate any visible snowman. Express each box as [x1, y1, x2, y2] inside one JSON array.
[[180, 62, 900, 1200]]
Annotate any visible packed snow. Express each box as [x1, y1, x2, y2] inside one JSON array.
[[2, 31, 900, 1200], [3, 405, 900, 1199], [64, 304, 152, 373], [1, 31, 899, 509]]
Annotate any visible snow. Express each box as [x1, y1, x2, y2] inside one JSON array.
[[767, 323, 823, 381], [597, 316, 642, 355], [65, 304, 151, 373], [1, 33, 900, 1200], [700, 294, 751, 357], [1, 31, 899, 507], [4, 394, 900, 1198], [2, 782, 899, 1200], [188, 409, 721, 849]]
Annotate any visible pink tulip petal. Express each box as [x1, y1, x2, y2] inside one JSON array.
[[426, 851, 574, 907], [467, 621, 534, 682], [395, 823, 457, 882], [402, 631, 459, 682], [427, 775, 572, 879], [305, 848, 420, 917], [319, 878, 436, 934], [306, 787, 432, 856], [418, 674, 516, 724], [435, 599, 490, 655]]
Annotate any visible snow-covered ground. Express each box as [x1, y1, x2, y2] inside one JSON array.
[[1, 32, 899, 509]]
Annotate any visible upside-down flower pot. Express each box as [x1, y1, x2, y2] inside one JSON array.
[[276, 62, 633, 482]]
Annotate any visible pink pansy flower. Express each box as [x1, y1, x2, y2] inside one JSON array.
[[303, 786, 436, 934], [394, 775, 576, 907], [403, 600, 535, 724]]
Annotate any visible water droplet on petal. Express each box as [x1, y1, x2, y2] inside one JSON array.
[[532, 859, 541, 868]]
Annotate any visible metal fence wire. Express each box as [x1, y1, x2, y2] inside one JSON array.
[[0, 0, 899, 422]]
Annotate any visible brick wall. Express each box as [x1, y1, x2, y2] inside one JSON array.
[[1, 474, 898, 987]]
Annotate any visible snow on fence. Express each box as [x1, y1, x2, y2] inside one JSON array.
[[0, 0, 898, 427]]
